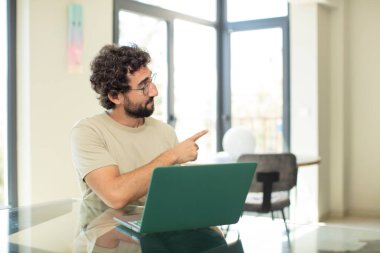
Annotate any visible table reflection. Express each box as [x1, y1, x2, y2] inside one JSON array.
[[73, 200, 243, 253], [4, 199, 380, 252]]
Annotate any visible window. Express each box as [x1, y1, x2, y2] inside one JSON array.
[[173, 20, 217, 162], [132, 0, 216, 21], [114, 0, 289, 157], [118, 10, 168, 122], [231, 28, 285, 152], [227, 0, 288, 21], [115, 0, 218, 161], [226, 0, 289, 153]]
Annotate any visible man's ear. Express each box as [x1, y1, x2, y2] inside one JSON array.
[[108, 93, 123, 105]]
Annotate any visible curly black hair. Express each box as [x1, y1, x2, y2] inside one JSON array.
[[90, 44, 151, 109]]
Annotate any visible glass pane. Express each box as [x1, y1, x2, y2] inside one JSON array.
[[118, 10, 168, 122], [173, 20, 217, 163], [0, 0, 7, 207], [133, 0, 216, 22], [231, 28, 284, 153], [227, 0, 288, 22]]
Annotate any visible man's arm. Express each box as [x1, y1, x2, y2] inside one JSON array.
[[84, 130, 208, 209]]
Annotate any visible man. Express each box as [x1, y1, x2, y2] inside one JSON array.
[[71, 44, 207, 209]]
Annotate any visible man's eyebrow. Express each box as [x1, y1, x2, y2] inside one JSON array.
[[137, 77, 150, 86], [137, 72, 153, 86]]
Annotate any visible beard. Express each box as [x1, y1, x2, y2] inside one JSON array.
[[123, 96, 155, 118]]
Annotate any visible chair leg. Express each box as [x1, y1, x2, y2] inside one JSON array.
[[225, 224, 230, 235], [281, 209, 291, 249], [271, 211, 274, 220], [281, 208, 290, 235]]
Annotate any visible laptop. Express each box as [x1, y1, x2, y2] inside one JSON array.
[[114, 162, 256, 234]]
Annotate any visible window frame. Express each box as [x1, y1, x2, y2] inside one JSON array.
[[113, 0, 217, 128], [113, 0, 290, 152], [6, 0, 18, 207], [226, 15, 290, 152]]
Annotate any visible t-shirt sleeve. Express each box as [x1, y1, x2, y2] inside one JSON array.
[[169, 126, 179, 147], [70, 123, 116, 179]]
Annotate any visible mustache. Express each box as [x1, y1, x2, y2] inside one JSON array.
[[147, 97, 154, 103]]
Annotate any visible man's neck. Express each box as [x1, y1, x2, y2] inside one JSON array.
[[106, 109, 145, 128]]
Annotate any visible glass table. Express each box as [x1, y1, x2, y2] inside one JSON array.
[[2, 199, 380, 253]]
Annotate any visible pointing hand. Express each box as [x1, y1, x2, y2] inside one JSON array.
[[170, 130, 208, 164]]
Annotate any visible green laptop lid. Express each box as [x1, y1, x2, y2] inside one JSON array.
[[140, 162, 256, 233]]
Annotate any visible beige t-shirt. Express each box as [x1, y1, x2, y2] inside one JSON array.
[[70, 112, 178, 207]]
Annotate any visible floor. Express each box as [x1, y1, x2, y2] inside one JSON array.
[[322, 216, 380, 231], [223, 213, 380, 253]]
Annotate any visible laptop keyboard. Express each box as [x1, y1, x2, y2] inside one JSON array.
[[129, 220, 142, 228]]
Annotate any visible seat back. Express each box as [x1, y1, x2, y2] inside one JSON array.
[[238, 153, 298, 193]]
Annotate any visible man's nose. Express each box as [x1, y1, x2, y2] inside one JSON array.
[[148, 82, 158, 96]]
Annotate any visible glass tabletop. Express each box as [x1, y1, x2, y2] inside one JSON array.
[[2, 199, 380, 253]]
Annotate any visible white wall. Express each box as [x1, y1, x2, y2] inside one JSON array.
[[291, 0, 380, 220], [345, 0, 380, 217], [17, 0, 113, 205], [290, 2, 320, 223], [327, 0, 347, 219]]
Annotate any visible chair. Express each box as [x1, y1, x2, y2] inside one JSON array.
[[237, 153, 298, 234]]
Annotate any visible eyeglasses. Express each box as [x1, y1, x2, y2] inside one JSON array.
[[128, 73, 156, 96]]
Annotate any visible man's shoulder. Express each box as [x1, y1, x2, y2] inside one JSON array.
[[72, 112, 108, 129]]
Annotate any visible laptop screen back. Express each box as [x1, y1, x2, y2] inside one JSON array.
[[140, 162, 256, 233]]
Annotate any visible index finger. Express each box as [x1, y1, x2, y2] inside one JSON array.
[[188, 129, 209, 141]]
